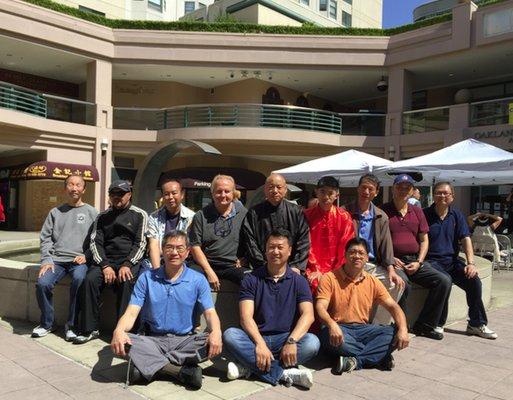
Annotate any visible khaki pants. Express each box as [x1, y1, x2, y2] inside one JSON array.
[[365, 262, 405, 325]]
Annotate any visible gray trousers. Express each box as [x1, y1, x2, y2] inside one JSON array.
[[128, 332, 209, 380], [365, 263, 406, 325]]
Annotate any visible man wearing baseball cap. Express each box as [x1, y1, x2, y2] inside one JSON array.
[[382, 174, 451, 340], [74, 180, 148, 344]]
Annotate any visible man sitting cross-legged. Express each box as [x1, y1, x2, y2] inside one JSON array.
[[110, 230, 223, 389], [223, 228, 320, 389], [316, 238, 409, 374]]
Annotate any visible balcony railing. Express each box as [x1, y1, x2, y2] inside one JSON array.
[[113, 104, 386, 136], [470, 96, 513, 127], [0, 81, 96, 126], [403, 106, 450, 134]]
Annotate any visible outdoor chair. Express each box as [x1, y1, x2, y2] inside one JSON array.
[[472, 229, 511, 272]]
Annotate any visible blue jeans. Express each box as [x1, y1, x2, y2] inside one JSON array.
[[319, 323, 395, 369], [35, 262, 88, 329], [429, 259, 487, 327], [223, 327, 320, 385]]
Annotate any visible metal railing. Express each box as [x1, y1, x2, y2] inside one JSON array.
[[470, 96, 513, 127], [0, 81, 96, 125], [403, 105, 450, 134], [113, 104, 386, 136], [0, 81, 46, 117]]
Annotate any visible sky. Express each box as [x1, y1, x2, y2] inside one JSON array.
[[382, 0, 428, 28]]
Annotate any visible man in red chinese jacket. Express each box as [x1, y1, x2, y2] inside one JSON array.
[[304, 176, 355, 292]]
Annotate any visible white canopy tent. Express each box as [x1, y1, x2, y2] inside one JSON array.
[[375, 139, 513, 186], [274, 149, 392, 186]]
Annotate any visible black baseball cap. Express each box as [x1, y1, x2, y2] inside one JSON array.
[[317, 176, 339, 189], [108, 180, 132, 194]]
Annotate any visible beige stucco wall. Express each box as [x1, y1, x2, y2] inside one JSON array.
[[352, 0, 382, 29], [54, 0, 126, 18], [18, 180, 96, 231]]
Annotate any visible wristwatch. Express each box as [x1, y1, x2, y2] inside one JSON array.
[[286, 337, 297, 345]]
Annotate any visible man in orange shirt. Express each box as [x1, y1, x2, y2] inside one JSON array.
[[304, 176, 354, 291], [316, 238, 409, 374]]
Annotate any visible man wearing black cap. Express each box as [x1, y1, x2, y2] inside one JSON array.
[[382, 174, 451, 340], [304, 176, 354, 292], [74, 180, 148, 344]]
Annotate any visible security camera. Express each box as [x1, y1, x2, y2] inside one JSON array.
[[377, 76, 388, 92], [229, 71, 234, 78]]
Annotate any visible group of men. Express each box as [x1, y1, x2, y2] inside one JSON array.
[[32, 169, 496, 390]]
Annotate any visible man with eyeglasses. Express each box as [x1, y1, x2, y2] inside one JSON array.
[[74, 180, 148, 344], [189, 174, 249, 290], [111, 230, 222, 389], [144, 178, 195, 270], [243, 173, 310, 274], [316, 238, 409, 374], [304, 176, 354, 292], [382, 174, 451, 340], [424, 182, 497, 339]]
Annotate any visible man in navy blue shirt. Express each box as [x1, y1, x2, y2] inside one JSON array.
[[223, 228, 320, 389], [424, 182, 497, 339], [110, 230, 223, 389]]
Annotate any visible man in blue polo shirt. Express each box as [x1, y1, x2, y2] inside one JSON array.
[[223, 228, 320, 389], [110, 230, 223, 389], [424, 181, 497, 339]]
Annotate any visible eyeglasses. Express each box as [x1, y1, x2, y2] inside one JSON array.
[[434, 192, 453, 197], [348, 249, 367, 256], [163, 245, 187, 254]]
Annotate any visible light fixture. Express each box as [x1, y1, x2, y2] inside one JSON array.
[[229, 71, 234, 78], [100, 138, 109, 153], [388, 145, 396, 161], [268, 72, 273, 81], [253, 70, 261, 78]]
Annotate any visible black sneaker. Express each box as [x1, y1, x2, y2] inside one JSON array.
[[333, 356, 357, 375], [72, 330, 99, 344], [178, 366, 202, 389], [412, 324, 443, 340], [378, 354, 395, 371]]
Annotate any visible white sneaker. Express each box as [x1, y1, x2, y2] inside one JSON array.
[[227, 361, 251, 380], [31, 325, 55, 338], [466, 324, 498, 340], [434, 326, 444, 335], [64, 324, 78, 342], [281, 368, 313, 389]]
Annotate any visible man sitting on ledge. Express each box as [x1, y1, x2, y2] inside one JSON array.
[[110, 230, 222, 389], [223, 228, 320, 389], [424, 182, 497, 339], [316, 238, 409, 374]]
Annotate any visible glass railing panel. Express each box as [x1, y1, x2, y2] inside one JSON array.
[[403, 106, 450, 134], [0, 83, 46, 117], [340, 114, 385, 136], [470, 97, 513, 127], [44, 95, 96, 126], [113, 108, 163, 130]]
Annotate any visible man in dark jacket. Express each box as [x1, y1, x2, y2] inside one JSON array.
[[243, 174, 310, 273], [345, 174, 407, 324], [74, 180, 148, 344]]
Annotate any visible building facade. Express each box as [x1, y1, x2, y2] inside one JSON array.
[[0, 0, 512, 230]]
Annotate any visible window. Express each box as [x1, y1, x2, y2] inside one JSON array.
[[319, 0, 327, 11], [78, 5, 105, 16], [184, 1, 195, 14], [148, 0, 163, 12], [342, 10, 351, 26], [329, 0, 337, 19], [299, 0, 310, 5], [343, 0, 352, 4], [113, 157, 135, 169]]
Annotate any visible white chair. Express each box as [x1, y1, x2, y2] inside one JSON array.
[[472, 229, 511, 272]]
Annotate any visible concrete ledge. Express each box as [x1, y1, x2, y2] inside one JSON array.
[[0, 240, 493, 332]]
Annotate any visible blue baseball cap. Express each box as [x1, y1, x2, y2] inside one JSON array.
[[393, 174, 415, 186]]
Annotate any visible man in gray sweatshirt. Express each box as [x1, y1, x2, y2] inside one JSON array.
[[32, 174, 97, 341]]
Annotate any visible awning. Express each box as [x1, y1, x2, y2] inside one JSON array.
[[160, 167, 266, 190], [8, 161, 99, 181]]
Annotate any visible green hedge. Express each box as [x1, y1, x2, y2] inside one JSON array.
[[21, 0, 454, 36]]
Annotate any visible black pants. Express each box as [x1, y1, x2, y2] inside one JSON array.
[[399, 256, 452, 329], [430, 259, 487, 327], [78, 263, 140, 333]]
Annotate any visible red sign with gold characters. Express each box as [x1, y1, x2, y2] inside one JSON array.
[[8, 162, 99, 181]]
